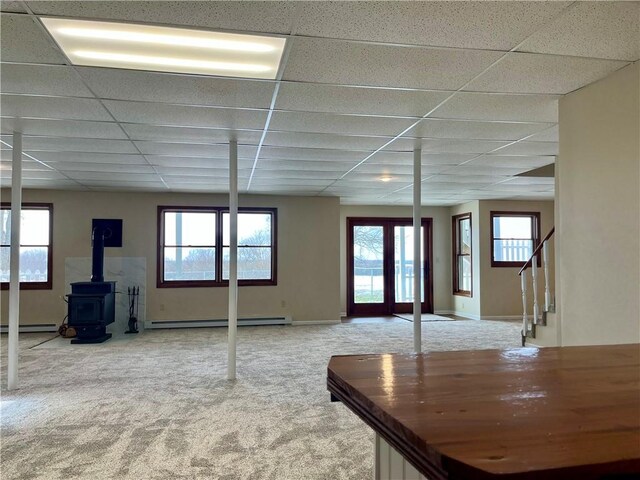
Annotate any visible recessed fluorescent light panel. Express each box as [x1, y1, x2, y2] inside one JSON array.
[[41, 18, 286, 79]]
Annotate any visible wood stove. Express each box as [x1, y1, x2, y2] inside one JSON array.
[[67, 220, 122, 344]]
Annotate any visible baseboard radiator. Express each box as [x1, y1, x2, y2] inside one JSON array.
[[145, 315, 292, 330], [0, 324, 58, 333]]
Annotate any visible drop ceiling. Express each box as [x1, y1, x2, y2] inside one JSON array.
[[1, 1, 639, 205]]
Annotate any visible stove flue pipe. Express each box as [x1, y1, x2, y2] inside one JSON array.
[[91, 226, 106, 282]]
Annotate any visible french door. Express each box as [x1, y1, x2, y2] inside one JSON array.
[[347, 217, 433, 316]]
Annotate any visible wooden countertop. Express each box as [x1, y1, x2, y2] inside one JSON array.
[[327, 344, 640, 479]]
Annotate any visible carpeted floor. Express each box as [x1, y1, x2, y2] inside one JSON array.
[[1, 320, 521, 480], [393, 313, 453, 322]]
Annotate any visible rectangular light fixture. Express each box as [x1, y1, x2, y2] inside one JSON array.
[[41, 18, 286, 79]]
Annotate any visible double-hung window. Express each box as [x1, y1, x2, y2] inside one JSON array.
[[0, 203, 53, 289], [491, 211, 540, 267], [158, 206, 276, 287], [452, 213, 472, 296]]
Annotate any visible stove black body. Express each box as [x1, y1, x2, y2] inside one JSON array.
[[67, 224, 117, 344]]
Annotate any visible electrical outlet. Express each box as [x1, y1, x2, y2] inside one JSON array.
[[281, 300, 286, 308], [160, 303, 165, 311]]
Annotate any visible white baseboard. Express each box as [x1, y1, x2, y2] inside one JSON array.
[[339, 311, 347, 318], [0, 324, 58, 333], [434, 310, 453, 315], [145, 315, 292, 329], [292, 320, 341, 326]]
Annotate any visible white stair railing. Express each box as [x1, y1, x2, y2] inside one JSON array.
[[518, 227, 555, 343], [543, 241, 551, 312]]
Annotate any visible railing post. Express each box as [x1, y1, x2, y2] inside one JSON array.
[[531, 256, 540, 325], [543, 241, 551, 311], [521, 270, 528, 338]]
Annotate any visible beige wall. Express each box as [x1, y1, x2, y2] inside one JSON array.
[[339, 205, 452, 315], [555, 61, 640, 346], [0, 189, 341, 325], [450, 201, 481, 318], [478, 200, 555, 318]]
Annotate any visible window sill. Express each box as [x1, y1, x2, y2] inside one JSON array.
[[453, 291, 472, 298], [1, 282, 52, 290], [157, 280, 277, 288]]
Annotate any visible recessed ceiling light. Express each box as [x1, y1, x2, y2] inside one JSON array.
[[41, 18, 286, 79], [379, 176, 393, 182]]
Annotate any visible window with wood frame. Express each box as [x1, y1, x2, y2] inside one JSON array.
[[157, 206, 276, 287], [452, 213, 472, 296], [0, 203, 53, 290], [490, 211, 540, 268]]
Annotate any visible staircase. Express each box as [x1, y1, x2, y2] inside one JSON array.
[[518, 227, 555, 346]]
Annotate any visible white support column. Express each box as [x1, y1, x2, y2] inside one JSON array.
[[531, 258, 540, 325], [521, 271, 528, 338], [8, 131, 22, 391], [412, 147, 421, 353], [227, 140, 238, 380], [543, 241, 551, 311]]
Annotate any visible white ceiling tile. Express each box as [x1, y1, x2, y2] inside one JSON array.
[[1, 95, 113, 121], [251, 170, 339, 180], [0, 14, 66, 64], [283, 37, 503, 90], [429, 174, 509, 185], [256, 159, 357, 172], [102, 100, 267, 129], [494, 141, 558, 156], [419, 139, 511, 154], [121, 124, 261, 144], [28, 1, 297, 34], [165, 184, 236, 193], [2, 168, 67, 180], [294, 2, 570, 50], [439, 164, 533, 177], [526, 126, 559, 143], [48, 162, 156, 174], [464, 52, 629, 94], [32, 152, 148, 165], [518, 2, 640, 61], [1, 118, 127, 139], [249, 178, 333, 188], [270, 111, 416, 137], [0, 158, 50, 170], [134, 141, 256, 158], [247, 187, 322, 195], [78, 180, 167, 188], [160, 175, 232, 185], [20, 137, 137, 154], [356, 163, 447, 176], [1, 64, 93, 97], [1, 178, 81, 189], [1, 2, 27, 13], [467, 155, 555, 169], [78, 67, 276, 109], [65, 171, 161, 182], [432, 92, 559, 123], [156, 167, 250, 178], [411, 118, 551, 141], [147, 156, 254, 170], [276, 82, 450, 117], [259, 146, 367, 162], [263, 131, 387, 150], [368, 151, 474, 166]]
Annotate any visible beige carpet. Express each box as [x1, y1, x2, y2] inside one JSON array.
[[393, 313, 453, 322], [1, 320, 521, 480]]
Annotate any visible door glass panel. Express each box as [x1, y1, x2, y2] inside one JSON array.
[[353, 226, 384, 304], [394, 226, 424, 303]]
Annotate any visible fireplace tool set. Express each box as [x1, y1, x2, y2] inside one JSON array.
[[126, 286, 140, 334]]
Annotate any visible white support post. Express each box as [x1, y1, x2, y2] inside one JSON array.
[[543, 241, 551, 311], [227, 140, 238, 380], [521, 270, 528, 338], [8, 131, 22, 391], [413, 147, 421, 353], [531, 258, 540, 325]]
